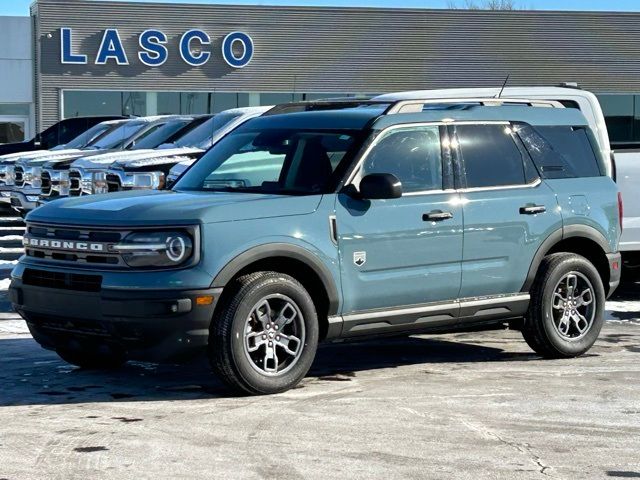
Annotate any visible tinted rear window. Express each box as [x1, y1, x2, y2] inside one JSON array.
[[516, 124, 603, 179], [453, 124, 527, 188]]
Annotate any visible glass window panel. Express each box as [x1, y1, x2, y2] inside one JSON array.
[[361, 126, 443, 193], [181, 93, 209, 114], [0, 104, 30, 116], [0, 121, 25, 143], [518, 124, 603, 178], [260, 93, 297, 105], [635, 95, 640, 144], [237, 93, 251, 109], [305, 93, 351, 101], [63, 91, 121, 118], [211, 93, 238, 113], [122, 92, 146, 116], [454, 124, 526, 188], [157, 92, 180, 115], [598, 94, 634, 145]]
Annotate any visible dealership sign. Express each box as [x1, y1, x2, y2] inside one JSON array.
[[60, 28, 254, 68]]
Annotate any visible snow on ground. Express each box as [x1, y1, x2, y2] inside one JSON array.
[[0, 278, 11, 290]]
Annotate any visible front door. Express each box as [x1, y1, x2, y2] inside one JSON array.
[[335, 124, 463, 332]]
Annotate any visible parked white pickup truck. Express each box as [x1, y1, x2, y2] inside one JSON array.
[[375, 86, 639, 280]]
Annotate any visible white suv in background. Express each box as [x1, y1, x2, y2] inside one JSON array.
[[374, 86, 638, 279]]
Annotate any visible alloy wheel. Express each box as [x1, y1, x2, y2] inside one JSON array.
[[550, 271, 596, 340], [243, 294, 306, 376]]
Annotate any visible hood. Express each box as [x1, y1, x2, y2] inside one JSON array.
[[112, 148, 203, 170], [27, 189, 322, 226], [0, 149, 82, 163], [77, 147, 203, 170], [42, 150, 117, 170], [19, 150, 100, 167]]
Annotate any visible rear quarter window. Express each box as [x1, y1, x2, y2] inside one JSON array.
[[516, 124, 603, 179]]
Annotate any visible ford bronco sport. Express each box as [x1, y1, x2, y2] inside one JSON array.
[[10, 99, 621, 395]]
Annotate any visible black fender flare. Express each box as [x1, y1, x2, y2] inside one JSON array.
[[211, 243, 340, 315], [521, 225, 611, 292]]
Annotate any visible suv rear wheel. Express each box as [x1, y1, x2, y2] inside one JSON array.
[[523, 253, 605, 358], [209, 271, 319, 395]]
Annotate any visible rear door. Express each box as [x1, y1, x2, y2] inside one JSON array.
[[452, 122, 563, 299], [336, 123, 463, 323]]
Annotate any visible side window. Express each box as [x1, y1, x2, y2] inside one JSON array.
[[361, 126, 443, 193], [453, 124, 527, 188], [516, 124, 603, 179]]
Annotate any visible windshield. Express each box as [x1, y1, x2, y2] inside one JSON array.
[[170, 112, 242, 149], [132, 119, 192, 150], [174, 128, 360, 195], [50, 122, 114, 151], [85, 121, 146, 150]]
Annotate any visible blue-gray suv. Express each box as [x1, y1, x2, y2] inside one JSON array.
[[10, 99, 622, 395]]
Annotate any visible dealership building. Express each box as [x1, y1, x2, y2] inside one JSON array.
[[0, 0, 639, 147]]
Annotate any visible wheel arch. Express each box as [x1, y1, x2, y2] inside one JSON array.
[[522, 225, 612, 294], [211, 243, 340, 339]]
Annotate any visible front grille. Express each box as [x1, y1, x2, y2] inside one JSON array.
[[25, 223, 126, 267], [14, 166, 24, 187], [41, 171, 51, 195], [106, 173, 121, 192], [69, 170, 81, 196], [23, 268, 102, 292]]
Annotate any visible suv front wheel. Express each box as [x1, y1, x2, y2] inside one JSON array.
[[523, 253, 605, 358], [209, 271, 319, 395]]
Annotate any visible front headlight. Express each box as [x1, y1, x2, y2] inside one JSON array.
[[112, 231, 194, 268], [127, 171, 165, 190], [4, 166, 15, 186]]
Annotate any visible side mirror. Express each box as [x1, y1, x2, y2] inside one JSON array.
[[359, 173, 402, 199]]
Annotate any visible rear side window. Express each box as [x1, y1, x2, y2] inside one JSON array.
[[453, 124, 527, 188], [516, 124, 603, 179]]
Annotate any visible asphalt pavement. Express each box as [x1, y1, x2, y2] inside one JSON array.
[[0, 206, 639, 479]]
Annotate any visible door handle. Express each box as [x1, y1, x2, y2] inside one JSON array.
[[519, 205, 546, 215], [423, 210, 453, 221]]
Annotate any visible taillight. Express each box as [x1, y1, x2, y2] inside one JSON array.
[[618, 192, 623, 231]]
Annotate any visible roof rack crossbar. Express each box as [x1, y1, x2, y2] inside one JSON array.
[[384, 98, 564, 114], [265, 97, 564, 117]]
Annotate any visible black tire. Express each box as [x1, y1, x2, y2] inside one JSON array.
[[209, 271, 319, 395], [522, 252, 605, 359], [57, 347, 127, 369]]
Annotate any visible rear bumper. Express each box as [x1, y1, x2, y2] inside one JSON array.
[[9, 278, 221, 362], [607, 252, 622, 298]]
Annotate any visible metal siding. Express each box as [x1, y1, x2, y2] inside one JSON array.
[[34, 0, 640, 127]]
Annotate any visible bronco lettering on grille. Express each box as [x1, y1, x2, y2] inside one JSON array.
[[23, 237, 106, 252]]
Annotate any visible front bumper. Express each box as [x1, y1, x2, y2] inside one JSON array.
[[0, 186, 14, 204], [607, 252, 622, 298], [9, 189, 41, 212], [10, 278, 222, 362]]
